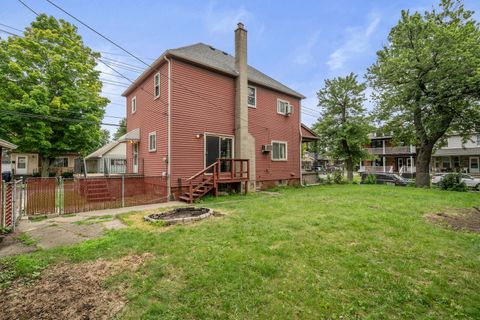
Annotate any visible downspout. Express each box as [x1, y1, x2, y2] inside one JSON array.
[[164, 56, 172, 199], [299, 101, 303, 186]]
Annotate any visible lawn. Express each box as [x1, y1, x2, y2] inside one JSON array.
[[2, 185, 480, 319]]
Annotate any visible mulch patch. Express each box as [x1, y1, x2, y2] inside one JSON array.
[[427, 207, 480, 233], [0, 253, 152, 320]]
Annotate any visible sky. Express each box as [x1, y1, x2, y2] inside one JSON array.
[[1, 0, 480, 137]]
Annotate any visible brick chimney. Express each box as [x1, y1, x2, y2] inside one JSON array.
[[234, 22, 256, 190]]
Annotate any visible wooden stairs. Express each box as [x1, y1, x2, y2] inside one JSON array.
[[84, 179, 114, 202], [179, 158, 250, 203]]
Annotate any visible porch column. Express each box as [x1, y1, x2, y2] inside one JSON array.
[[383, 156, 386, 172], [382, 140, 385, 154], [410, 156, 413, 174]]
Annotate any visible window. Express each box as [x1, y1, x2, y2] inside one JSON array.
[[442, 157, 450, 169], [248, 86, 256, 107], [154, 73, 160, 99], [277, 99, 290, 115], [149, 132, 157, 152], [131, 96, 137, 113], [53, 157, 68, 167], [272, 141, 287, 161]]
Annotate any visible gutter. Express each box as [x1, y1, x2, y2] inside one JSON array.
[[164, 55, 172, 199]]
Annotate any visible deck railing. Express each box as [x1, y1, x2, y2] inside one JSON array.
[[366, 146, 416, 155]]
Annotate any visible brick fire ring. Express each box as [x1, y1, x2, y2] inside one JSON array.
[[144, 207, 213, 225]]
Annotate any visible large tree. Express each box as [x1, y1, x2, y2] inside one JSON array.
[[313, 73, 371, 182], [367, 0, 480, 187], [113, 118, 126, 140], [0, 14, 108, 176]]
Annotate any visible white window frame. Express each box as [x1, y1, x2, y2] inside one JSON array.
[[154, 73, 160, 99], [149, 131, 157, 152], [277, 99, 290, 115], [131, 96, 137, 113], [248, 85, 256, 108], [271, 140, 288, 161]]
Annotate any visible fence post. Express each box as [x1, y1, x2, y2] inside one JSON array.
[[60, 177, 64, 215], [122, 175, 125, 208], [1, 181, 4, 228], [11, 180, 16, 232]]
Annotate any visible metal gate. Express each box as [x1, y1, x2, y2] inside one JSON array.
[[1, 179, 24, 231]]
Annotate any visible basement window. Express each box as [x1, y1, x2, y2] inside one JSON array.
[[149, 131, 157, 152], [154, 73, 160, 99], [131, 96, 137, 113], [272, 141, 287, 161], [248, 86, 256, 108]]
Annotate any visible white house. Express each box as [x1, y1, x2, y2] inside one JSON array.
[[432, 133, 480, 175]]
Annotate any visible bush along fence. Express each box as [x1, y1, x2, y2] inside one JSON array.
[[23, 176, 168, 216], [0, 179, 24, 232]]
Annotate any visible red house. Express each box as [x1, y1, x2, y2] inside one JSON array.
[[122, 23, 305, 202]]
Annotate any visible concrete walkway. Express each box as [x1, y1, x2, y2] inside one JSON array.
[[0, 201, 184, 257]]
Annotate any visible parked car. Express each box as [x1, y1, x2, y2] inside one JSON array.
[[432, 173, 480, 190], [360, 172, 408, 186]]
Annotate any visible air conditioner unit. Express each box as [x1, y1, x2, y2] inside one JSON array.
[[285, 104, 293, 116], [262, 144, 272, 153]]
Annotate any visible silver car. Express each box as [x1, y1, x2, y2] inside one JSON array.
[[432, 173, 480, 190]]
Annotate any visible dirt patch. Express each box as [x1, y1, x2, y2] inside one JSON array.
[[0, 253, 152, 320], [427, 207, 480, 233]]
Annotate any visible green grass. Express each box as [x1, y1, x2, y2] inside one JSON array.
[[2, 185, 480, 319], [14, 233, 37, 246], [73, 215, 114, 225]]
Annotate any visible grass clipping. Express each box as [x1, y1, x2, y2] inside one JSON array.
[[0, 253, 152, 320]]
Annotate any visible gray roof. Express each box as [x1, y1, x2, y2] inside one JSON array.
[[0, 138, 17, 150], [433, 147, 480, 157], [122, 43, 305, 99]]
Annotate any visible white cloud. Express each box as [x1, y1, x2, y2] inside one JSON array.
[[204, 1, 252, 34], [293, 31, 320, 65], [327, 12, 381, 71]]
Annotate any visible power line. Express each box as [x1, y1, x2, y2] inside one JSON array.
[[17, 0, 38, 16], [97, 50, 156, 61], [1, 110, 124, 127], [45, 0, 150, 67], [0, 28, 20, 37], [100, 56, 145, 70], [0, 23, 23, 33]]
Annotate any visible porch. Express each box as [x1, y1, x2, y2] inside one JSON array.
[[360, 155, 416, 178], [432, 154, 480, 176]]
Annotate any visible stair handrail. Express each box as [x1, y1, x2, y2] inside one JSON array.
[[187, 160, 218, 203], [186, 160, 219, 181]]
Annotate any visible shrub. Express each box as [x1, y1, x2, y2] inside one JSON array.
[[438, 173, 468, 192], [325, 174, 333, 185], [333, 170, 345, 184], [364, 174, 377, 185]]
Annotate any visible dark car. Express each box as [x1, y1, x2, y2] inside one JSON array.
[[361, 172, 408, 186], [2, 171, 12, 182]]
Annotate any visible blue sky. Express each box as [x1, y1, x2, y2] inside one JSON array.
[[1, 0, 480, 136]]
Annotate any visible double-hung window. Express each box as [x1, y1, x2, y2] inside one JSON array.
[[248, 86, 256, 107], [277, 99, 289, 115], [131, 96, 137, 113], [149, 132, 157, 152], [154, 73, 160, 99], [272, 141, 287, 161]]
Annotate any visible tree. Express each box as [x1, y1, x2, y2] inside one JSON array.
[[313, 73, 371, 182], [367, 0, 480, 187], [113, 118, 126, 140], [0, 14, 109, 176]]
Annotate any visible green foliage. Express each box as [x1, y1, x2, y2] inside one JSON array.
[[367, 0, 480, 185], [0, 227, 12, 235], [333, 169, 345, 184], [0, 14, 109, 175], [313, 73, 372, 181], [438, 173, 468, 192], [113, 118, 127, 140], [15, 233, 37, 246], [364, 174, 377, 185], [325, 173, 333, 185]]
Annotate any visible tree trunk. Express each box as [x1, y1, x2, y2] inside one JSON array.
[[415, 143, 434, 187], [346, 158, 354, 182], [40, 156, 52, 177]]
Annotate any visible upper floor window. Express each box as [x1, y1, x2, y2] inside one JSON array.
[[154, 73, 160, 99], [131, 96, 136, 113], [248, 86, 256, 107], [277, 99, 290, 115], [272, 141, 287, 161], [149, 132, 157, 152]]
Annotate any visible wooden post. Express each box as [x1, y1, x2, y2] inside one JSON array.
[[189, 180, 193, 203]]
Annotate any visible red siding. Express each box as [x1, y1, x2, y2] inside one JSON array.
[[126, 62, 169, 176], [126, 57, 301, 189]]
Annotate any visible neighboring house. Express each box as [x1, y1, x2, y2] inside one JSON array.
[[0, 138, 17, 175], [9, 152, 79, 177], [84, 129, 140, 175], [431, 133, 480, 176], [360, 133, 417, 177], [122, 23, 305, 200]]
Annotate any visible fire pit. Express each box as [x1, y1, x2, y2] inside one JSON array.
[[144, 207, 213, 225]]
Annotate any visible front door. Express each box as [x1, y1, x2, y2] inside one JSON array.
[[205, 135, 233, 173], [470, 157, 479, 173], [132, 143, 138, 174], [16, 156, 28, 175]]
